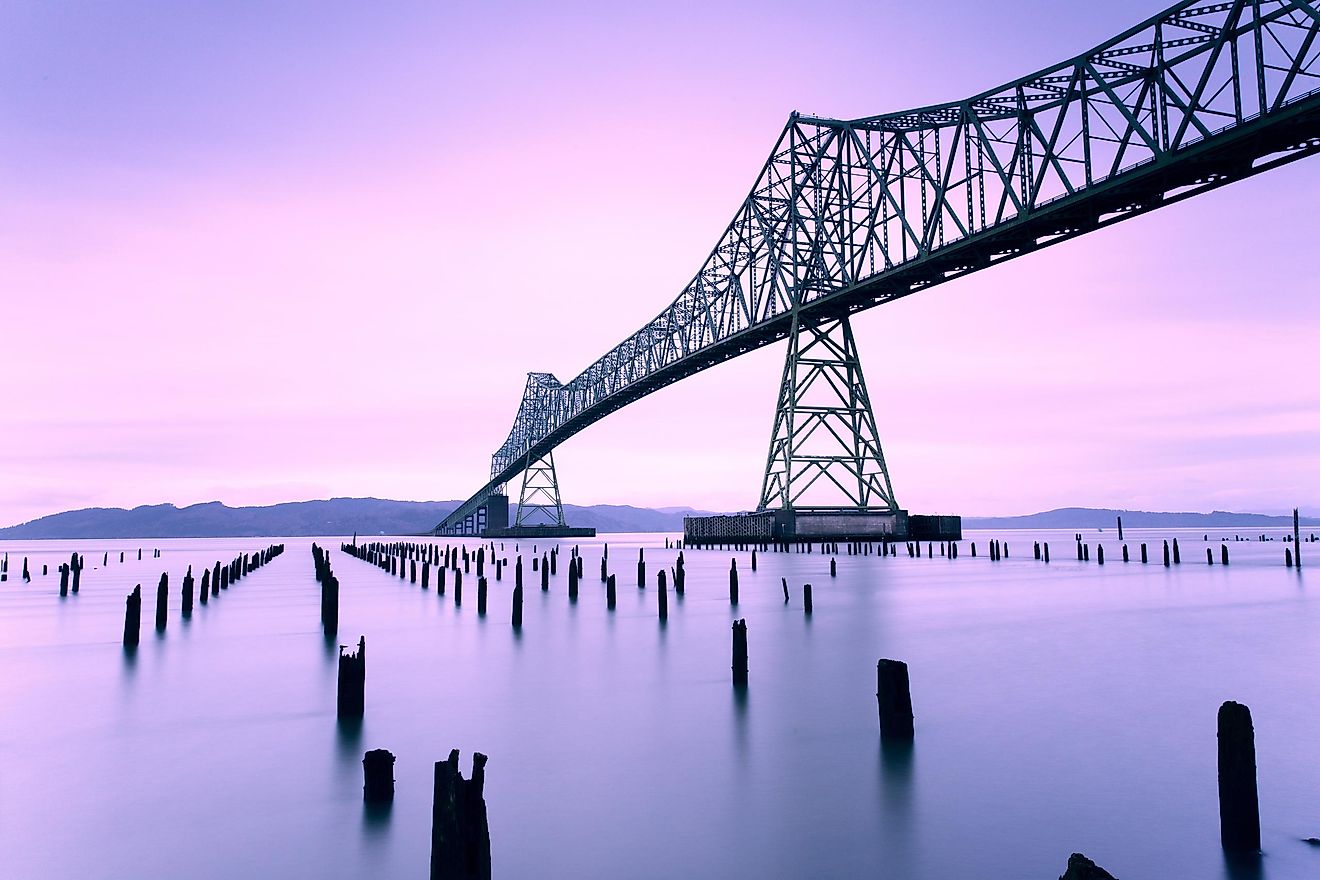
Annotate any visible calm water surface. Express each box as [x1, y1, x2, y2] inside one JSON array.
[[1, 528, 1317, 879]]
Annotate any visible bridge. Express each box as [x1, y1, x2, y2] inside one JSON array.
[[436, 0, 1320, 538]]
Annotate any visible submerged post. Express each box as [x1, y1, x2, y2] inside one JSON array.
[[731, 619, 748, 686], [430, 750, 491, 880], [155, 573, 169, 631], [1217, 701, 1260, 852], [337, 636, 366, 719], [363, 749, 396, 804], [876, 659, 914, 741], [123, 585, 142, 647], [729, 558, 739, 605], [511, 584, 523, 629]]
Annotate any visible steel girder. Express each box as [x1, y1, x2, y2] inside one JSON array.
[[436, 0, 1320, 534]]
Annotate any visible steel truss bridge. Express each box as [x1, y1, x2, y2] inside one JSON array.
[[436, 0, 1320, 537]]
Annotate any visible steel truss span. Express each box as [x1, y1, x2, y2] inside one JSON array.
[[437, 0, 1320, 534]]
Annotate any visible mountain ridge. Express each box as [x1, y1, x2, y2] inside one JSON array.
[[0, 499, 1314, 539]]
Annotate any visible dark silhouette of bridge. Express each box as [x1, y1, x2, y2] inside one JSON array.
[[437, 0, 1320, 538]]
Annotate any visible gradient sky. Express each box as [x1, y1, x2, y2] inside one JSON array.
[[3, 0, 1318, 527]]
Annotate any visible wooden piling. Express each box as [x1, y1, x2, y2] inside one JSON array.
[[363, 749, 395, 803], [477, 577, 488, 616], [337, 636, 366, 719], [511, 584, 522, 628], [637, 548, 645, 588], [454, 570, 463, 607], [123, 585, 141, 647], [155, 573, 169, 630], [658, 571, 668, 621], [830, 558, 837, 577], [729, 558, 739, 605], [1173, 538, 1181, 564], [876, 658, 914, 741], [607, 574, 616, 610], [430, 750, 491, 880], [1217, 700, 1260, 851], [731, 619, 748, 686], [803, 583, 813, 614], [1295, 508, 1303, 569], [541, 556, 549, 591], [1222, 544, 1229, 566]]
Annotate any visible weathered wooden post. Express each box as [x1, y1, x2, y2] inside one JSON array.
[[1043, 542, 1050, 563], [1295, 508, 1303, 569], [180, 566, 194, 617], [658, 570, 668, 621], [830, 558, 837, 577], [438, 566, 447, 596], [515, 556, 523, 590], [423, 561, 431, 589], [568, 561, 579, 600], [123, 586, 142, 647], [607, 574, 616, 610], [477, 577, 488, 616], [59, 564, 70, 596], [337, 636, 366, 719], [511, 584, 523, 629], [731, 619, 748, 686], [600, 556, 607, 583], [541, 555, 549, 591], [674, 554, 685, 595], [876, 658, 914, 740], [637, 548, 645, 587], [363, 749, 395, 803], [1117, 515, 1124, 541], [323, 574, 340, 636], [154, 573, 169, 631], [781, 577, 789, 603], [803, 583, 813, 614], [1218, 700, 1260, 852], [1163, 540, 1171, 567], [454, 570, 463, 607], [1097, 545, 1105, 565], [430, 750, 491, 880], [751, 548, 757, 572], [1173, 538, 1181, 564], [729, 558, 739, 605], [1222, 544, 1230, 566]]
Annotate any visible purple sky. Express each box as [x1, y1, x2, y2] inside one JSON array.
[[3, 0, 1318, 527]]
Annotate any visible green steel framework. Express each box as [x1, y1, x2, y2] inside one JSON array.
[[437, 0, 1320, 536]]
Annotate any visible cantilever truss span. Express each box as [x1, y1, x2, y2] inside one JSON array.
[[437, 0, 1320, 535]]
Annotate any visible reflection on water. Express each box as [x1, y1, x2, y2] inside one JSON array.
[[1, 530, 1317, 879]]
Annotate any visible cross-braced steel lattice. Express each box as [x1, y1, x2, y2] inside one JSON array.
[[759, 316, 897, 513], [515, 449, 566, 528], [437, 0, 1320, 535]]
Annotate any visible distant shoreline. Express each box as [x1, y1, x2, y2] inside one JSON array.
[[0, 499, 1314, 540]]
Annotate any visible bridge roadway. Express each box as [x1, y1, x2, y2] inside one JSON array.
[[438, 0, 1320, 536]]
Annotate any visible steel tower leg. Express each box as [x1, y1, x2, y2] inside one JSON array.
[[515, 449, 567, 528], [758, 315, 899, 513]]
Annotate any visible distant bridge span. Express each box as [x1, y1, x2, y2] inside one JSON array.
[[438, 0, 1320, 535]]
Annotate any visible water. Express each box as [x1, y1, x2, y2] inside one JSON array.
[[1, 529, 1317, 879]]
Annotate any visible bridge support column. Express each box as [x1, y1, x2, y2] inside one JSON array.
[[758, 314, 899, 522], [515, 449, 566, 528]]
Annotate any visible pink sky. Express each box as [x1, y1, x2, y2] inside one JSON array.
[[2, 0, 1318, 527]]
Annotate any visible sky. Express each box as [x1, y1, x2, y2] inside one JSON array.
[[2, 0, 1317, 527]]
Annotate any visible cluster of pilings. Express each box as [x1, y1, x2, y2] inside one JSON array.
[[312, 543, 339, 636], [121, 544, 284, 647]]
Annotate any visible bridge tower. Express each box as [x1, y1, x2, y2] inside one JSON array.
[[514, 449, 566, 528], [758, 313, 900, 528]]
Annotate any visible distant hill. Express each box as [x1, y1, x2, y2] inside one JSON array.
[[0, 498, 718, 539], [964, 507, 1318, 530], [2, 501, 1314, 540]]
